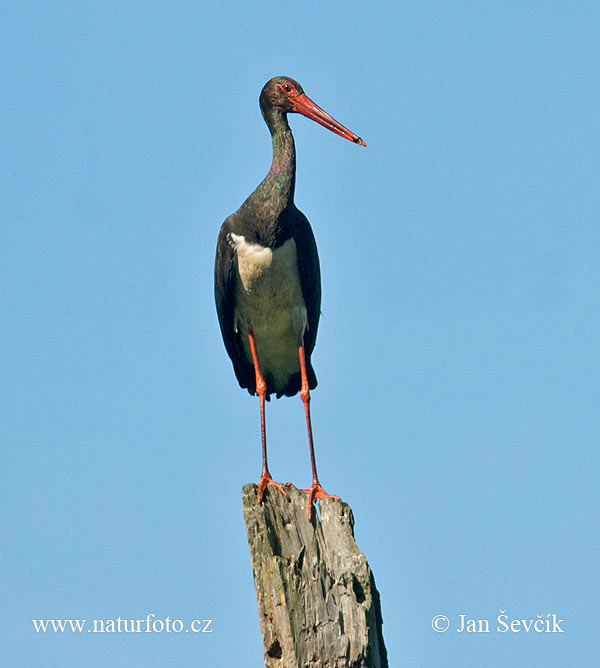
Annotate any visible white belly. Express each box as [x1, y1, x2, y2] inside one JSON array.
[[230, 233, 307, 391]]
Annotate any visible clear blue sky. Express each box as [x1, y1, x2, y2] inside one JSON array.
[[3, 2, 598, 666]]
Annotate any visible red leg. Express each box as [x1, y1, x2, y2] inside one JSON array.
[[297, 340, 339, 518], [247, 330, 288, 503]]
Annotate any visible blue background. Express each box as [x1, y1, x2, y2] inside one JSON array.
[[3, 2, 598, 666]]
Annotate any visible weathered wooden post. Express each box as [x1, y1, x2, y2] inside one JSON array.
[[242, 483, 388, 668]]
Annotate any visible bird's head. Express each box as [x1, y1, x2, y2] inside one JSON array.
[[260, 76, 305, 114], [260, 76, 366, 146]]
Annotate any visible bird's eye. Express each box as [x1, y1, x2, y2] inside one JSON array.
[[279, 83, 296, 95]]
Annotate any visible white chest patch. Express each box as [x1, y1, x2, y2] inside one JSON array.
[[230, 232, 275, 289]]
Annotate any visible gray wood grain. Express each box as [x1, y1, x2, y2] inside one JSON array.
[[242, 483, 388, 668]]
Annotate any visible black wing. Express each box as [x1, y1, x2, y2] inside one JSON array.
[[214, 216, 255, 393], [291, 208, 321, 358]]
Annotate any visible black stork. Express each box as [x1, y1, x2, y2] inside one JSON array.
[[214, 76, 365, 518]]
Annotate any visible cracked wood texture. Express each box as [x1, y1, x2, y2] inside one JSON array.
[[242, 483, 388, 668]]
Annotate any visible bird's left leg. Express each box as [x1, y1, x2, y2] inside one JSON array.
[[297, 339, 340, 518]]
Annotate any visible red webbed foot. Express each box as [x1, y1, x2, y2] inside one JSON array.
[[257, 472, 289, 503], [299, 481, 340, 519]]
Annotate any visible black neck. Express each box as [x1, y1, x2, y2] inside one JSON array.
[[258, 110, 296, 206], [238, 110, 298, 246]]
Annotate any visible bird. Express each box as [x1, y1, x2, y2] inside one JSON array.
[[214, 76, 365, 518]]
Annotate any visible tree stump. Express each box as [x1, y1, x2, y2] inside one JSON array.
[[242, 483, 388, 668]]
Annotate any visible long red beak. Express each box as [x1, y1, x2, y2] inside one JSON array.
[[290, 93, 366, 146]]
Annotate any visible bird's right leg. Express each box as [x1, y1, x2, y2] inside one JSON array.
[[247, 329, 288, 503], [297, 339, 339, 519]]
